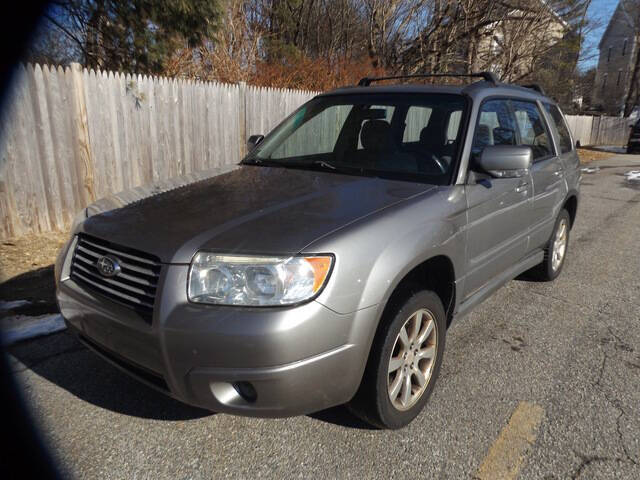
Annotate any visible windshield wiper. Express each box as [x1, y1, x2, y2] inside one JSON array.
[[243, 157, 367, 176], [241, 158, 285, 167], [311, 160, 337, 170]]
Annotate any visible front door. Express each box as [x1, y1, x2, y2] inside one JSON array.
[[463, 98, 532, 300]]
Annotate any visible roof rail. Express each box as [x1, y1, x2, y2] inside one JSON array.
[[521, 84, 546, 96], [357, 72, 499, 87]]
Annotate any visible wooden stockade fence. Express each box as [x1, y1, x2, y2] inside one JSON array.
[[564, 114, 632, 148], [0, 63, 317, 239], [0, 63, 633, 239]]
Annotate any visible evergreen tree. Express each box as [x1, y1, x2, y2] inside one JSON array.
[[40, 0, 222, 73]]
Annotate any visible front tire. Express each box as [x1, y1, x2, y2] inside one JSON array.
[[349, 290, 446, 429]]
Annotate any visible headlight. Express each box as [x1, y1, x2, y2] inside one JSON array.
[[188, 253, 333, 306]]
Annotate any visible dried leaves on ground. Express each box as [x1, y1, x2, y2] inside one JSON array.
[[577, 148, 615, 164], [0, 232, 68, 317]]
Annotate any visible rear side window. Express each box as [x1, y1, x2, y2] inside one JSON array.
[[544, 103, 573, 154], [511, 100, 552, 160], [446, 110, 463, 143], [402, 106, 432, 142]]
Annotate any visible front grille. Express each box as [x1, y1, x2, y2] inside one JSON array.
[[70, 234, 161, 323]]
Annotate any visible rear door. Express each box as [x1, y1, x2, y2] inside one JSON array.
[[543, 102, 580, 208], [511, 99, 566, 250], [463, 98, 533, 299]]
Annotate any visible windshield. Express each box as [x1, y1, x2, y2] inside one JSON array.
[[243, 93, 468, 185]]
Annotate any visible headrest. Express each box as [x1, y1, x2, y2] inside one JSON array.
[[361, 120, 393, 151], [419, 123, 443, 146]]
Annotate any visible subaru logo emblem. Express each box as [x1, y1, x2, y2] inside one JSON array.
[[96, 255, 121, 277]]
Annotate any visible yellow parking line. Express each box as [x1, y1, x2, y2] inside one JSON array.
[[475, 401, 545, 480]]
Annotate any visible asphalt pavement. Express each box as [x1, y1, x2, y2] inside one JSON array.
[[7, 154, 640, 479]]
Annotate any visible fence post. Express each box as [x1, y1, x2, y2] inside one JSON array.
[[238, 81, 247, 158], [70, 62, 95, 204]]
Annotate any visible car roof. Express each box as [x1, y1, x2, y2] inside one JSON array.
[[320, 80, 553, 105]]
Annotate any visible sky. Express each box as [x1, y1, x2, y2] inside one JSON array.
[[580, 0, 620, 70]]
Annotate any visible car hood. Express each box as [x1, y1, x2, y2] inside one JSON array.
[[80, 165, 435, 263]]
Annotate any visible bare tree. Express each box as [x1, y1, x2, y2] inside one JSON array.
[[162, 0, 589, 93]]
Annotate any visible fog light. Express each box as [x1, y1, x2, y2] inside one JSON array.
[[233, 381, 257, 403]]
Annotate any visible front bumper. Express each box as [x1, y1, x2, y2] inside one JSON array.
[[56, 241, 378, 417]]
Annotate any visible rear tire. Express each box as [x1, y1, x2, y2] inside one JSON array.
[[348, 290, 446, 429], [530, 209, 571, 281]]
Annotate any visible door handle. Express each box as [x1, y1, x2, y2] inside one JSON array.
[[515, 182, 528, 193]]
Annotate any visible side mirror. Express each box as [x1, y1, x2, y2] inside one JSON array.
[[478, 145, 532, 178], [247, 134, 264, 152]]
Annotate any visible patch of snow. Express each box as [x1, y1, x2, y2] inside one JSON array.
[[581, 167, 600, 174], [626, 173, 640, 183], [0, 300, 31, 311], [1, 314, 66, 345]]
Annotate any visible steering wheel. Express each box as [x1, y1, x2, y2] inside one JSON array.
[[430, 154, 447, 174]]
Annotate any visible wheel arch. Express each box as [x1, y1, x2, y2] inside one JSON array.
[[563, 192, 578, 228], [378, 255, 456, 330]]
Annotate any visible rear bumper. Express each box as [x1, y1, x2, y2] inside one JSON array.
[[56, 253, 378, 417]]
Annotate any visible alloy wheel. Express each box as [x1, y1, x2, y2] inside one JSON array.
[[387, 308, 438, 411], [552, 218, 568, 271]]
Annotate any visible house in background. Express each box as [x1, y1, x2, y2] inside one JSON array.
[[477, 5, 567, 81], [593, 0, 639, 115]]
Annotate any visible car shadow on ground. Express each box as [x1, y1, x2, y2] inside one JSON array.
[[8, 331, 211, 421], [0, 265, 59, 316], [8, 331, 376, 429], [308, 406, 377, 430]]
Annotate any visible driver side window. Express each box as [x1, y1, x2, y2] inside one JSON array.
[[472, 99, 517, 159]]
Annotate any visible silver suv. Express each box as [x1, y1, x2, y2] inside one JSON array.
[[56, 73, 580, 429]]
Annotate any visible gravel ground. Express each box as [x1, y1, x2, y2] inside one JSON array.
[[6, 153, 640, 479]]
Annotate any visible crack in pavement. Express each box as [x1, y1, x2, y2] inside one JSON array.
[[600, 328, 639, 467], [544, 324, 640, 479], [567, 326, 640, 479], [570, 450, 627, 480]]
